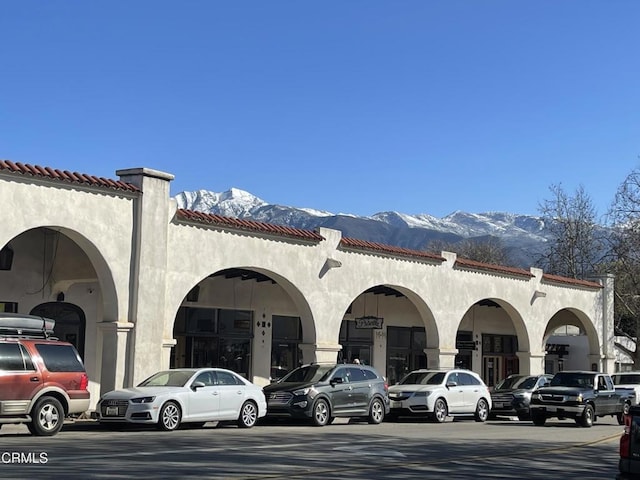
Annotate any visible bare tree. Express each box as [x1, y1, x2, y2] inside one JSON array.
[[428, 236, 510, 265], [537, 184, 606, 279], [608, 168, 640, 367]]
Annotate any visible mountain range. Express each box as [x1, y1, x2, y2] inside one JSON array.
[[174, 188, 552, 268]]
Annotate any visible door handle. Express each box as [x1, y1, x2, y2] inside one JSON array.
[[30, 377, 39, 382]]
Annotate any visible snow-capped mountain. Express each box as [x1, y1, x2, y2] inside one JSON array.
[[174, 188, 550, 267]]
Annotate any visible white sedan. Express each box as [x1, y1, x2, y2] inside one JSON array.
[[97, 368, 267, 430]]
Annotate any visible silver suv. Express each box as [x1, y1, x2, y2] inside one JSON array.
[[263, 363, 390, 426]]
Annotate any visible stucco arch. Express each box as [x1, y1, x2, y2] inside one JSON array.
[[2, 226, 119, 322], [543, 307, 601, 356], [165, 266, 316, 345]]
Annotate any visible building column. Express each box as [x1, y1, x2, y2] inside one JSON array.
[[97, 321, 134, 396], [516, 351, 546, 375], [425, 348, 458, 369], [299, 343, 341, 364]]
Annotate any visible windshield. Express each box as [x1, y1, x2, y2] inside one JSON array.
[[138, 370, 193, 387], [495, 375, 537, 390], [279, 365, 335, 383], [398, 371, 445, 385], [550, 372, 594, 388]]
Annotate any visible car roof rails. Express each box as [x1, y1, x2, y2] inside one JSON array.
[[0, 313, 57, 339]]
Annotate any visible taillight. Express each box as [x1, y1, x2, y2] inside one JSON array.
[[620, 413, 632, 459], [384, 381, 389, 392], [79, 373, 89, 390], [621, 430, 630, 458]]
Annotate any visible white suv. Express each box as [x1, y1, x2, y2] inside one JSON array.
[[388, 369, 491, 423]]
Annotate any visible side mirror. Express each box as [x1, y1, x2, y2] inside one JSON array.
[[331, 377, 344, 386], [446, 381, 457, 388], [192, 381, 205, 391]]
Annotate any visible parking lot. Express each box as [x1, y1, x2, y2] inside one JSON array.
[[0, 416, 624, 479]]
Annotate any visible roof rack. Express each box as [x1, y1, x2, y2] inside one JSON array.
[[0, 314, 56, 339]]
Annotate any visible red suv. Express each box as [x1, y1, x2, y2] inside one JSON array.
[[0, 314, 90, 436]]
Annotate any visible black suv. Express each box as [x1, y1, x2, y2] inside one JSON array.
[[262, 363, 389, 426], [0, 313, 90, 436]]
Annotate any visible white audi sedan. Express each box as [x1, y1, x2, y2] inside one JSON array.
[[97, 368, 267, 430]]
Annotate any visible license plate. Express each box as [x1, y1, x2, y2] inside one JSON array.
[[106, 406, 119, 416], [495, 402, 504, 408], [390, 400, 400, 408]]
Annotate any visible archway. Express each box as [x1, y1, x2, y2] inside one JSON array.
[[30, 302, 86, 359]]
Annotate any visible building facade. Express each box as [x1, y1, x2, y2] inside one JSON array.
[[0, 162, 614, 408]]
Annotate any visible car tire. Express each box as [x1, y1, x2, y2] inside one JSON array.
[[157, 401, 181, 431], [578, 404, 594, 428], [30, 396, 64, 436], [368, 398, 385, 424], [531, 412, 546, 426], [237, 401, 258, 428], [432, 398, 448, 423], [474, 398, 490, 422], [311, 398, 330, 427]]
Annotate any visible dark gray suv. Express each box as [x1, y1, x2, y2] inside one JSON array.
[[262, 363, 389, 426]]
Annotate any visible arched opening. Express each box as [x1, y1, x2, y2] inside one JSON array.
[[457, 299, 529, 387], [170, 267, 313, 384], [544, 308, 599, 373], [30, 302, 86, 359]]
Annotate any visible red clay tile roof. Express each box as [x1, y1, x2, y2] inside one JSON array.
[[339, 237, 445, 262], [176, 209, 325, 242], [454, 257, 534, 279], [542, 273, 602, 289], [0, 160, 140, 192]]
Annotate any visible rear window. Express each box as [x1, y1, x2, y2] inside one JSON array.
[[613, 374, 640, 385], [35, 343, 85, 372]]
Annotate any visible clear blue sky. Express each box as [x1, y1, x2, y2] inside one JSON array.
[[1, 1, 639, 218]]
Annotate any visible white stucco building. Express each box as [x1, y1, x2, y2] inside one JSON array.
[[0, 161, 615, 408]]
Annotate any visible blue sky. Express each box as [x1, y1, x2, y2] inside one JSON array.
[[1, 1, 639, 218]]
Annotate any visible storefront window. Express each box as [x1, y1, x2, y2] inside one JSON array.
[[338, 320, 373, 365], [271, 316, 302, 381], [386, 326, 426, 385], [172, 307, 253, 377]]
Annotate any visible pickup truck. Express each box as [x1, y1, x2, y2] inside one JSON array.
[[529, 370, 633, 428], [612, 371, 640, 405]]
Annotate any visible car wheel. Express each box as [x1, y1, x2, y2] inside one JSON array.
[[474, 398, 490, 422], [432, 398, 448, 423], [531, 412, 546, 426], [368, 398, 385, 424], [578, 404, 594, 428], [311, 398, 330, 427], [157, 401, 181, 431], [237, 401, 258, 428], [30, 396, 64, 436]]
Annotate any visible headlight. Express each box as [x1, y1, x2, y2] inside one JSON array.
[[531, 393, 541, 400], [514, 392, 531, 399], [131, 396, 155, 404], [412, 391, 432, 398], [574, 394, 583, 402], [292, 388, 310, 396]]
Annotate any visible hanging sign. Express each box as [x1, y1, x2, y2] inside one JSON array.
[[354, 316, 384, 329]]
